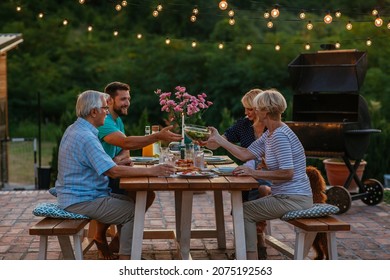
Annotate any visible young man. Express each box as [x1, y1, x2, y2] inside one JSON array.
[[55, 90, 175, 260], [95, 81, 182, 258]]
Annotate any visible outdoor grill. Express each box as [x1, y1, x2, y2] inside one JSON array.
[[286, 49, 384, 213]]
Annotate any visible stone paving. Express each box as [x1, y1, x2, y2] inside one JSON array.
[[0, 189, 389, 260]]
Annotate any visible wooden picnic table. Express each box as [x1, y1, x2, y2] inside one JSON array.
[[120, 156, 259, 260]]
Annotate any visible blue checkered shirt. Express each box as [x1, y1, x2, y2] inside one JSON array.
[[55, 118, 116, 209]]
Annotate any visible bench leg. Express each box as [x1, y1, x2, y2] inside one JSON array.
[[73, 230, 85, 260], [214, 190, 226, 249], [38, 236, 48, 260], [327, 232, 338, 260], [294, 230, 316, 260]]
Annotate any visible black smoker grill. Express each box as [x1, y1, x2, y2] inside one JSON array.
[[286, 49, 384, 214]]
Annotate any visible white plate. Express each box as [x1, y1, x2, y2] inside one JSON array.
[[176, 171, 216, 178], [212, 167, 235, 175], [131, 157, 158, 162], [204, 156, 226, 162]]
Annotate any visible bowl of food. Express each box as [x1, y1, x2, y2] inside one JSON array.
[[184, 124, 211, 141]]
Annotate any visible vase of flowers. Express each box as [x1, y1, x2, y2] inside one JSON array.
[[155, 86, 213, 145]]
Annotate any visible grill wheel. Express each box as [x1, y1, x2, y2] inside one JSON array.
[[326, 186, 352, 214], [360, 179, 384, 205]]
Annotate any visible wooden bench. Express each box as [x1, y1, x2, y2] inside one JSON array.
[[265, 216, 350, 260], [29, 217, 91, 260]]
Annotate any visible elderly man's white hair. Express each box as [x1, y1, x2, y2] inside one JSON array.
[[76, 90, 109, 118]]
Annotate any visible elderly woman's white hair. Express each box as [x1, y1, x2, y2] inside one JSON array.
[[254, 89, 287, 120], [76, 90, 109, 118]]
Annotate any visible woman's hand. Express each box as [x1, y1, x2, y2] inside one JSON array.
[[197, 126, 222, 147], [150, 163, 176, 177]]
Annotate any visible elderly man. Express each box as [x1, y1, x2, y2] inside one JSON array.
[[55, 90, 175, 260]]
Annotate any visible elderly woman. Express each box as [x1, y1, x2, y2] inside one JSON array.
[[204, 89, 313, 260]]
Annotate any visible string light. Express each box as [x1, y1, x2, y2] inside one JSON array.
[[228, 9, 234, 17], [191, 41, 197, 48], [246, 44, 252, 51], [79, 0, 85, 4], [152, 9, 159, 17], [229, 17, 235, 25], [121, 1, 127, 7], [366, 38, 372, 46], [165, 38, 171, 45], [299, 11, 306, 19], [264, 11, 270, 19], [374, 16, 383, 27], [219, 1, 228, 11], [346, 21, 353, 30], [38, 13, 44, 19], [218, 43, 224, 49], [305, 43, 310, 50], [87, 25, 93, 32], [190, 15, 197, 22], [307, 21, 313, 30], [388, 20, 390, 29], [16, 6, 21, 12], [275, 44, 281, 51], [372, 9, 378, 16], [267, 20, 273, 28], [113, 31, 119, 36], [63, 19, 68, 26], [271, 6, 280, 18], [137, 33, 142, 39], [335, 10, 341, 18], [193, 7, 199, 15], [157, 4, 163, 12], [115, 4, 122, 11], [335, 41, 341, 49], [324, 12, 332, 24]]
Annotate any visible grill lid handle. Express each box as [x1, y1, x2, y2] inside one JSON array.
[[345, 129, 381, 134]]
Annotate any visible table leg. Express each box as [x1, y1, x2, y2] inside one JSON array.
[[214, 190, 226, 249], [174, 191, 182, 241], [231, 191, 246, 260], [179, 191, 193, 260], [131, 191, 147, 260]]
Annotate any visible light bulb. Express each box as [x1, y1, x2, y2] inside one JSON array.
[[79, 0, 85, 4], [121, 1, 127, 7], [228, 9, 234, 17], [63, 19, 68, 26], [190, 15, 196, 22], [246, 44, 252, 51], [271, 8, 280, 18], [38, 13, 44, 19], [165, 38, 170, 45], [115, 4, 122, 11], [157, 4, 163, 12], [305, 43, 310, 50], [372, 9, 378, 16], [16, 6, 21, 12], [229, 17, 235, 25], [335, 11, 341, 18], [335, 42, 341, 49], [387, 20, 390, 29], [191, 41, 197, 48], [218, 43, 224, 49], [113, 31, 119, 36], [87, 26, 93, 32], [193, 8, 199, 15], [264, 11, 270, 19], [346, 21, 353, 30], [307, 21, 313, 30], [374, 16, 383, 27], [299, 12, 306, 19], [219, 1, 228, 11], [267, 20, 273, 28], [137, 33, 142, 39], [366, 38, 372, 46], [324, 13, 332, 24], [275, 44, 281, 51], [153, 10, 159, 17]]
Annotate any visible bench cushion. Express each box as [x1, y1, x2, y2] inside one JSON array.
[[33, 202, 89, 219], [281, 203, 339, 221]]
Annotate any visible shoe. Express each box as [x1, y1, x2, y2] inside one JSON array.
[[257, 246, 267, 260]]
